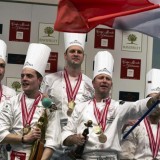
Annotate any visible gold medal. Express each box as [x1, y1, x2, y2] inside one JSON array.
[[93, 125, 102, 134], [98, 133, 107, 143], [23, 124, 31, 135], [67, 101, 76, 116], [68, 100, 75, 110]]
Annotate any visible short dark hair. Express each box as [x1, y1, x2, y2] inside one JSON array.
[[35, 71, 43, 79], [35, 71, 43, 89]]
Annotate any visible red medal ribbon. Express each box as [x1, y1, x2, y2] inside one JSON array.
[[93, 98, 111, 132], [21, 93, 42, 127], [144, 118, 160, 159], [0, 84, 2, 102], [64, 68, 82, 102]]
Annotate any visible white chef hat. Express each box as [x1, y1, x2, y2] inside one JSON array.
[[64, 32, 86, 51], [145, 68, 160, 97], [0, 39, 7, 62], [23, 43, 51, 77], [93, 51, 114, 79]]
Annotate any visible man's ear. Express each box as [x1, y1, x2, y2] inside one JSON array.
[[64, 51, 67, 59]]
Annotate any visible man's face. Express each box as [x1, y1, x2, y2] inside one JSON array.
[[92, 74, 113, 97], [21, 68, 42, 96], [64, 45, 84, 68], [0, 59, 5, 82]]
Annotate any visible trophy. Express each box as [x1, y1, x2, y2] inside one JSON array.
[[29, 109, 48, 160], [29, 97, 54, 160], [68, 120, 93, 159]]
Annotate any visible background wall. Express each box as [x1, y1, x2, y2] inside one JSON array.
[[0, 1, 153, 100]]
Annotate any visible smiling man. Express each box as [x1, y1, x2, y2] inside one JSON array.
[[41, 32, 94, 159], [61, 51, 160, 160], [0, 43, 59, 160]]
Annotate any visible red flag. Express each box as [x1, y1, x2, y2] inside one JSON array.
[[54, 0, 160, 37]]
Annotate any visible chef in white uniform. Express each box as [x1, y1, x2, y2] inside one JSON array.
[[40, 32, 94, 159], [0, 39, 16, 160], [0, 39, 16, 108], [0, 43, 60, 160], [61, 51, 160, 160], [120, 68, 160, 160]]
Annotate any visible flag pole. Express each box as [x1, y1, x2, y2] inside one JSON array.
[[123, 100, 160, 139]]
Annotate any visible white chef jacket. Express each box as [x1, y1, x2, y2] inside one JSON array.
[[0, 92, 60, 159], [0, 85, 16, 160], [120, 120, 160, 160], [41, 71, 94, 158], [41, 71, 94, 123], [61, 98, 150, 159], [0, 85, 16, 110]]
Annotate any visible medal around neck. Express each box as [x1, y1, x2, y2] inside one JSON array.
[[23, 124, 31, 135], [67, 108, 73, 117], [68, 100, 75, 109], [98, 133, 107, 143], [93, 125, 102, 134], [67, 100, 76, 116]]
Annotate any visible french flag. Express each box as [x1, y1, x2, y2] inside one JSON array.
[[54, 0, 160, 38]]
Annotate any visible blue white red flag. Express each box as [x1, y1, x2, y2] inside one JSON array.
[[54, 0, 160, 38]]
